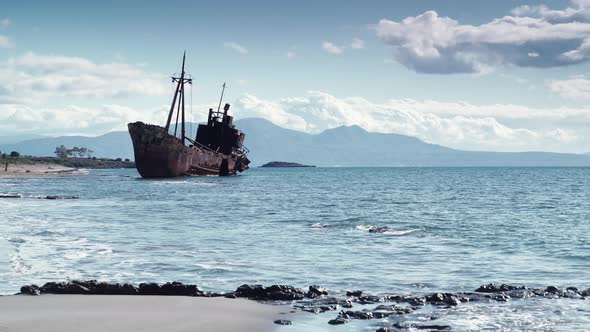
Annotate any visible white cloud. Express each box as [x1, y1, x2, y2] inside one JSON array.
[[0, 52, 169, 103], [0, 35, 14, 48], [233, 91, 589, 153], [286, 51, 296, 59], [0, 18, 11, 27], [350, 38, 364, 49], [0, 103, 169, 136], [322, 41, 343, 55], [2, 90, 587, 152], [375, 1, 590, 73], [548, 76, 590, 100], [223, 42, 248, 54]]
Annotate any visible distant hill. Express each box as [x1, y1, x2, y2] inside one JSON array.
[[2, 118, 590, 167], [0, 134, 47, 145], [0, 132, 133, 160]]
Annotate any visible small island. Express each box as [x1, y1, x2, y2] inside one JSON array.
[[260, 161, 316, 168]]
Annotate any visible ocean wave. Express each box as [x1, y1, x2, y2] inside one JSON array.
[[8, 237, 26, 244], [356, 225, 418, 236], [311, 223, 339, 229]]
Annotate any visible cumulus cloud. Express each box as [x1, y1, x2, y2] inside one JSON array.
[[322, 41, 343, 55], [223, 42, 248, 54], [548, 76, 590, 100], [233, 91, 589, 153], [0, 103, 169, 136], [375, 1, 590, 73], [0, 52, 169, 103]]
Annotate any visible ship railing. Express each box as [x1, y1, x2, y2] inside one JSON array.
[[185, 137, 217, 153]]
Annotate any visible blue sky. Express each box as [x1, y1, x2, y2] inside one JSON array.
[[1, 0, 589, 152]]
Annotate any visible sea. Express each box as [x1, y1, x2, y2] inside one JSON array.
[[1, 167, 589, 331]]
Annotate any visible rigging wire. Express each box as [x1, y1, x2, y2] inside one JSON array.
[[190, 80, 193, 140]]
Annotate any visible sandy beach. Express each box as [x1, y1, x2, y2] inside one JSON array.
[[0, 162, 80, 178], [0, 295, 287, 332]]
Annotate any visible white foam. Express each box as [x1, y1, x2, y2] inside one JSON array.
[[382, 229, 418, 236]]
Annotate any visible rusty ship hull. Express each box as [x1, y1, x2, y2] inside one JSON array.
[[128, 53, 249, 178], [128, 122, 245, 178]]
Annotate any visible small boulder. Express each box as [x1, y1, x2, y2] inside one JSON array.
[[159, 281, 203, 296], [328, 317, 348, 325], [307, 285, 328, 298], [20, 285, 40, 296], [273, 319, 293, 325], [138, 282, 161, 295]]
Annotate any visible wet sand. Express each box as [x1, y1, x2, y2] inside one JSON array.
[[0, 295, 286, 332]]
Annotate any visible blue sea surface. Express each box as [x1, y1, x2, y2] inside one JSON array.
[[1, 167, 589, 330]]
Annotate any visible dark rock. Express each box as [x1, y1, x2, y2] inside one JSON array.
[[475, 284, 525, 293], [224, 292, 237, 299], [159, 281, 204, 296], [307, 285, 328, 298], [234, 284, 305, 301], [376, 328, 392, 332], [138, 282, 161, 295], [320, 305, 340, 312], [414, 325, 451, 330], [266, 285, 306, 301], [426, 293, 461, 306], [90, 281, 138, 295], [328, 317, 348, 325], [374, 304, 398, 311], [373, 304, 413, 315], [340, 309, 373, 320], [355, 295, 382, 304], [273, 319, 293, 325], [346, 290, 362, 297], [342, 299, 354, 308], [43, 195, 79, 200], [566, 287, 579, 293], [20, 285, 40, 296], [408, 296, 426, 306], [545, 286, 561, 294], [368, 226, 389, 233], [40, 281, 91, 294], [235, 284, 265, 298], [494, 293, 511, 302]]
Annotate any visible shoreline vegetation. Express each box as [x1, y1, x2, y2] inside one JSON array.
[[9, 280, 589, 331]]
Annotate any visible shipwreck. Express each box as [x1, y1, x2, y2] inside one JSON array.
[[128, 52, 250, 178]]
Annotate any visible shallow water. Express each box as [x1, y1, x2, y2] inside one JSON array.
[[1, 167, 589, 330]]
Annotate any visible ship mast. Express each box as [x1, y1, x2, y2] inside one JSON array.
[[217, 82, 226, 113], [165, 51, 192, 144]]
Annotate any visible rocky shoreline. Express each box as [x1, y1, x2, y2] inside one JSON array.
[[17, 281, 589, 330]]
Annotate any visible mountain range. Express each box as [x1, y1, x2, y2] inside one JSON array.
[[2, 118, 590, 167]]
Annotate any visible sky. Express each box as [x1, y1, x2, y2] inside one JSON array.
[[1, 0, 590, 153]]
